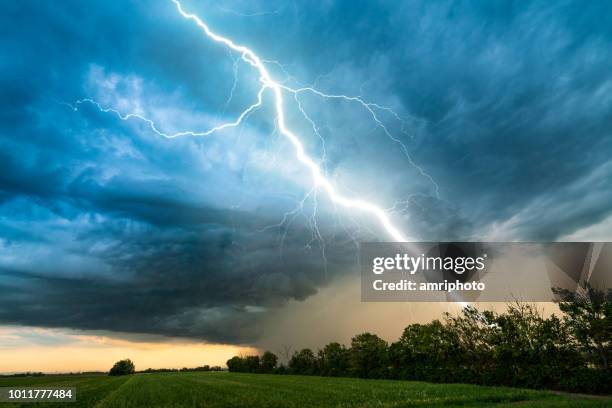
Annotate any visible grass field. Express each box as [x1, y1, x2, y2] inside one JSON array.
[[0, 372, 609, 407]]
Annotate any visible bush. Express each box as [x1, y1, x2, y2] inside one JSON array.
[[109, 359, 135, 376], [558, 367, 612, 394]]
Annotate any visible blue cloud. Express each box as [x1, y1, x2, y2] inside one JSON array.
[[1, 0, 611, 342]]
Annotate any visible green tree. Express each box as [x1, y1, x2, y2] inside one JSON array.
[[260, 351, 278, 373], [318, 342, 349, 377], [486, 303, 580, 388], [226, 356, 245, 372], [442, 306, 495, 382], [109, 359, 135, 376], [555, 285, 611, 370], [289, 348, 318, 375], [244, 355, 260, 373], [391, 320, 461, 382], [350, 333, 388, 378]]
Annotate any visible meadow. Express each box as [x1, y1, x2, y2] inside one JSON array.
[[0, 372, 609, 407]]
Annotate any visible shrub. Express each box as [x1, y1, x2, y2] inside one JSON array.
[[109, 359, 135, 376]]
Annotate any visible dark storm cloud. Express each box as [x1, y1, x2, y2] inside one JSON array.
[[275, 0, 612, 240], [1, 0, 611, 343], [0, 219, 342, 343]]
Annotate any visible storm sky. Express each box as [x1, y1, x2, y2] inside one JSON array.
[[1, 0, 612, 348]]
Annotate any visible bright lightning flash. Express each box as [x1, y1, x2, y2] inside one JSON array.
[[69, 0, 434, 243], [170, 0, 410, 242]]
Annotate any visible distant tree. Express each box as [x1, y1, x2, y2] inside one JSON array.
[[318, 342, 349, 377], [246, 356, 261, 372], [226, 356, 245, 372], [260, 351, 278, 373], [141, 367, 177, 373], [289, 349, 318, 375], [350, 333, 388, 379], [109, 359, 135, 376]]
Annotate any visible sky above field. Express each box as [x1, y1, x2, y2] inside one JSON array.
[[1, 0, 612, 372]]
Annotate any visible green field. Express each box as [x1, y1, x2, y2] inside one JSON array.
[[0, 372, 609, 407]]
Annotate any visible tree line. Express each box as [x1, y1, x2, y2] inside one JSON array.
[[108, 359, 224, 376], [227, 287, 611, 394]]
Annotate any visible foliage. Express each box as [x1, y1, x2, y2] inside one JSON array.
[[260, 351, 278, 373], [227, 351, 278, 374], [318, 342, 350, 377], [109, 359, 135, 376], [288, 348, 318, 375], [349, 333, 388, 379], [554, 285, 611, 370], [226, 287, 612, 394]]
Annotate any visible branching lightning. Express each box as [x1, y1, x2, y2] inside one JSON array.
[[69, 0, 444, 243], [68, 88, 265, 138]]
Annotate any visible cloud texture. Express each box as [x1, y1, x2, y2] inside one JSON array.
[[1, 0, 611, 343]]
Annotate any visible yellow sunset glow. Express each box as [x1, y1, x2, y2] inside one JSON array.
[[0, 326, 257, 373]]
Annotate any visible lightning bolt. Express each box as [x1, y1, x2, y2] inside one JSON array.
[[170, 0, 414, 242], [69, 0, 445, 243]]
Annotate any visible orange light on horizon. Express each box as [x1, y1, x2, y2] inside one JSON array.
[[0, 326, 258, 374]]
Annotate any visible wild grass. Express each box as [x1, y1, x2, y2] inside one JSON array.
[[0, 372, 609, 407]]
